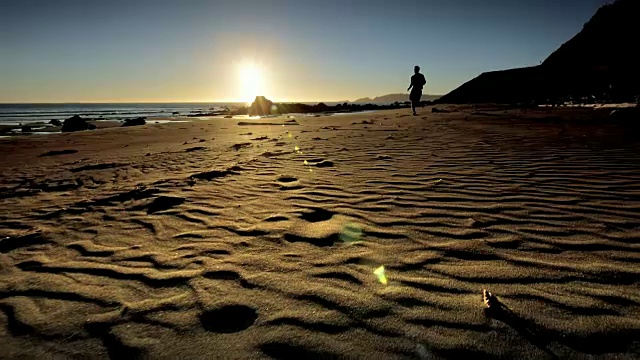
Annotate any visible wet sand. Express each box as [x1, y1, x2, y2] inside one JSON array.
[[1, 106, 639, 358]]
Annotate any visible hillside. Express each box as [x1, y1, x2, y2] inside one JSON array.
[[354, 93, 441, 103], [438, 0, 640, 104]]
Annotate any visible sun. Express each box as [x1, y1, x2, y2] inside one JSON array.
[[238, 62, 267, 103]]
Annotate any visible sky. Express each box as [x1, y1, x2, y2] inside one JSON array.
[[0, 0, 611, 103]]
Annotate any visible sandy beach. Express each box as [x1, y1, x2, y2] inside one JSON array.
[[1, 106, 639, 358]]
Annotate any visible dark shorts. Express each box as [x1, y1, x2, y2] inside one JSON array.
[[410, 90, 422, 103]]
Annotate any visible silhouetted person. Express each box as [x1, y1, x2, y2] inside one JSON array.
[[407, 66, 426, 115]]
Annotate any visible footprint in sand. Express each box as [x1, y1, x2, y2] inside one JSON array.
[[146, 196, 185, 214], [277, 175, 303, 190], [277, 175, 298, 183], [199, 304, 257, 333]]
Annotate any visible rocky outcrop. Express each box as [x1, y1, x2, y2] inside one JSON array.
[[246, 96, 410, 116], [354, 94, 441, 103], [122, 117, 146, 127], [61, 115, 96, 133], [610, 107, 640, 122], [248, 96, 274, 116]]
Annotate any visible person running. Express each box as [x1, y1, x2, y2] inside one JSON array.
[[407, 66, 427, 115]]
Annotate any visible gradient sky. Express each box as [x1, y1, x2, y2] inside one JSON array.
[[0, 0, 611, 103]]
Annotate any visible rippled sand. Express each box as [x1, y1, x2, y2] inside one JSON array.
[[1, 106, 639, 358]]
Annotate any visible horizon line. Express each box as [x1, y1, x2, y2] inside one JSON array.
[[0, 96, 443, 105]]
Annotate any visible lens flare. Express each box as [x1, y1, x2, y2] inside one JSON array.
[[340, 222, 362, 242], [374, 266, 387, 285]]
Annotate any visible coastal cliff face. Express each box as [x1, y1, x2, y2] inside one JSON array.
[[439, 0, 640, 104]]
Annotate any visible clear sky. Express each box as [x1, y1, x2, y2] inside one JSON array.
[[0, 0, 611, 103]]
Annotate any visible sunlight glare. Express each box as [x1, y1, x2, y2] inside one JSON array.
[[239, 62, 267, 103]]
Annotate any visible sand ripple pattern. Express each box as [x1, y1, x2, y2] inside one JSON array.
[[0, 110, 639, 358]]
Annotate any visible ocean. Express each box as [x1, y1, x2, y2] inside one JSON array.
[[0, 102, 354, 125], [0, 103, 248, 125]]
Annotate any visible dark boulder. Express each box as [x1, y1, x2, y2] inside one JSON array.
[[21, 125, 32, 132], [122, 117, 146, 127], [49, 119, 62, 126], [61, 115, 96, 133]]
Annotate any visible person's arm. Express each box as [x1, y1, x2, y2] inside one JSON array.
[[407, 81, 413, 92]]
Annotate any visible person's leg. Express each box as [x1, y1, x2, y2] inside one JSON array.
[[410, 92, 418, 115]]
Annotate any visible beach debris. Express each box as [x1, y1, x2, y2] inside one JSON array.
[[374, 266, 388, 285], [483, 289, 498, 308], [313, 160, 334, 168]]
